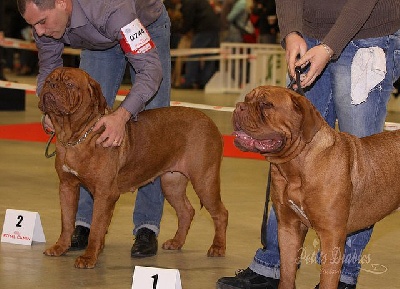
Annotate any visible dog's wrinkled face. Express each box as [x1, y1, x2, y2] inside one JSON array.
[[38, 67, 107, 116], [232, 85, 319, 157]]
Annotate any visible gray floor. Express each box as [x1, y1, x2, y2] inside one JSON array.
[[1, 73, 400, 289]]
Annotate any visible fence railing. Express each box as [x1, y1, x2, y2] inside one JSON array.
[[1, 38, 287, 94], [205, 43, 287, 94]]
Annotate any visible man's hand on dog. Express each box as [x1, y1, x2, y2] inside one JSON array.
[[94, 107, 131, 147]]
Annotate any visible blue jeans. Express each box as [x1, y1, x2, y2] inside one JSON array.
[[184, 31, 219, 87], [75, 7, 171, 236], [250, 30, 400, 285]]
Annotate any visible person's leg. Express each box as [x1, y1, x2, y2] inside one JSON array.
[[329, 30, 400, 285], [130, 7, 171, 257], [183, 31, 219, 88], [80, 46, 127, 107], [69, 45, 127, 250], [250, 206, 280, 278], [198, 31, 219, 87]]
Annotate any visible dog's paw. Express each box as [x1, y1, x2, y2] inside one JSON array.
[[161, 239, 183, 250], [43, 244, 68, 256], [74, 255, 97, 269], [207, 245, 225, 257]]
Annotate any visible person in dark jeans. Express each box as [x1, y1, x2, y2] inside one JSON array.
[[173, 0, 220, 89]]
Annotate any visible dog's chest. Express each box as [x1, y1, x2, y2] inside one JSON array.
[[62, 164, 79, 177], [278, 172, 312, 228], [58, 149, 89, 178], [288, 199, 311, 227]]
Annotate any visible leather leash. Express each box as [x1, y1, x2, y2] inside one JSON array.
[[41, 114, 56, 158], [260, 66, 304, 248]]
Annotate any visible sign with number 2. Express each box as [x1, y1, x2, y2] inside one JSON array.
[[1, 209, 46, 245]]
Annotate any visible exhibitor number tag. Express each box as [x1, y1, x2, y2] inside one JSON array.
[[120, 19, 155, 54]]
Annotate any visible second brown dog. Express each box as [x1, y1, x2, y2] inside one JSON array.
[[39, 67, 228, 268], [233, 85, 400, 289]]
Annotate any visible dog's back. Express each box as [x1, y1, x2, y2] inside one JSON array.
[[342, 129, 400, 232], [116, 106, 223, 192]]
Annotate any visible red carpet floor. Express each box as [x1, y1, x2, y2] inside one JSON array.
[[0, 122, 264, 160]]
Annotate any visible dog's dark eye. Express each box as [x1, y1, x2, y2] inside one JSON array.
[[66, 82, 75, 88], [260, 101, 273, 109]]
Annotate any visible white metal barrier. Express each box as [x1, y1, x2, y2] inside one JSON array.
[[1, 38, 287, 95], [205, 43, 287, 94]]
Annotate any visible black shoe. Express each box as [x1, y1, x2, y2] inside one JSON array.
[[216, 268, 279, 289], [70, 225, 90, 251], [315, 281, 356, 289], [130, 228, 158, 258]]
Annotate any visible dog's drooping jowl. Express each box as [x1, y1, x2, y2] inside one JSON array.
[[233, 85, 400, 289], [39, 67, 228, 268]]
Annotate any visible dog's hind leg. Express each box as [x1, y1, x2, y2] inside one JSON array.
[[160, 171, 194, 251], [191, 169, 228, 257]]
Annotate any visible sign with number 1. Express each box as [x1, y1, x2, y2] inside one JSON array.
[[1, 209, 46, 245], [132, 266, 182, 289]]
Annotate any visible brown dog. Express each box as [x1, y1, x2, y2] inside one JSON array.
[[233, 85, 400, 289], [39, 67, 228, 268]]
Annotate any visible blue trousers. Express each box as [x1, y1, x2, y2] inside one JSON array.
[[76, 7, 171, 236]]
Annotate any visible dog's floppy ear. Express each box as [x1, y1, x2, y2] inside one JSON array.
[[88, 77, 108, 114], [290, 91, 323, 143]]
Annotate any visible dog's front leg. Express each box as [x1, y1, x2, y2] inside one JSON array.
[[277, 207, 308, 289], [316, 230, 346, 289], [44, 180, 79, 256], [74, 190, 120, 269]]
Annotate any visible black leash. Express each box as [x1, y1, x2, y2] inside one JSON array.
[[41, 114, 56, 158], [260, 66, 304, 248], [287, 66, 306, 95], [45, 132, 56, 158]]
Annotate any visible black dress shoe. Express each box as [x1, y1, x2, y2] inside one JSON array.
[[315, 281, 356, 289], [216, 268, 279, 289], [70, 225, 90, 251], [130, 228, 158, 258]]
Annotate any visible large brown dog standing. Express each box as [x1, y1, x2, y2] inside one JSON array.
[[39, 67, 228, 268], [233, 85, 400, 289]]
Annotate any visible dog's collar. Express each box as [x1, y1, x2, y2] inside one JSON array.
[[59, 116, 103, 147]]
